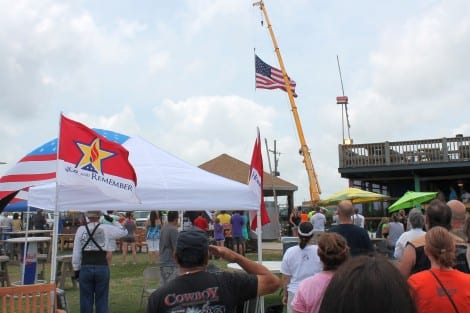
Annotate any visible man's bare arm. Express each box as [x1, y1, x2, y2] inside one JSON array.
[[209, 245, 280, 296], [399, 244, 415, 278]]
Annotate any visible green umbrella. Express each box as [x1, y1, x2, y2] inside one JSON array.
[[319, 187, 390, 206], [387, 191, 438, 213]]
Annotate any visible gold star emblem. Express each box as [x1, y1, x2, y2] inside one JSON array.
[[76, 137, 115, 173]]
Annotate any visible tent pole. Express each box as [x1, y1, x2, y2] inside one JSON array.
[[50, 112, 62, 285], [256, 209, 264, 313], [21, 207, 32, 284], [50, 211, 59, 283], [257, 210, 262, 262]]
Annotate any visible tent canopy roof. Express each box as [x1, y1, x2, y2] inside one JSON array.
[[28, 136, 259, 211]]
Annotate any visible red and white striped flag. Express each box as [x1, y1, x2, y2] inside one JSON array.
[[248, 128, 270, 230]]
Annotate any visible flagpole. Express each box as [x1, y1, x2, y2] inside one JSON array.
[[256, 209, 264, 313], [50, 114, 63, 285], [20, 206, 32, 284]]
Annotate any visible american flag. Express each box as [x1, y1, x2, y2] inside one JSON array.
[[255, 54, 297, 97], [0, 129, 130, 210]]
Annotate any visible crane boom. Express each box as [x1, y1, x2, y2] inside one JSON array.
[[253, 1, 321, 204]]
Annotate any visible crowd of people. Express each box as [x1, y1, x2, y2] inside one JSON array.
[[67, 209, 258, 313], [143, 198, 470, 313], [279, 198, 470, 313], [23, 196, 467, 313]]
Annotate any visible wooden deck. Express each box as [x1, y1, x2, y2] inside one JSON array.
[[339, 135, 470, 168]]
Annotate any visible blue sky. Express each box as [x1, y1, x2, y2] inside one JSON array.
[[1, 0, 469, 205]]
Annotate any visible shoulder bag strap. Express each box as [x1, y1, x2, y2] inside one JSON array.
[[428, 270, 460, 313], [466, 243, 470, 273]]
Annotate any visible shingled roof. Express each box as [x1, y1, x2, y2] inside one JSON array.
[[199, 153, 297, 196]]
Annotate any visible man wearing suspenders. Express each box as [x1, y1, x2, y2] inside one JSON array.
[[72, 211, 127, 313]]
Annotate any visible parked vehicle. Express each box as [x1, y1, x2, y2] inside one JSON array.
[[133, 211, 150, 227]]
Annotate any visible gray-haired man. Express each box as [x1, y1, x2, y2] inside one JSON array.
[[394, 208, 426, 261]]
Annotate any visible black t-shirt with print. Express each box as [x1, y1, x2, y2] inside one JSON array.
[[147, 270, 258, 313]]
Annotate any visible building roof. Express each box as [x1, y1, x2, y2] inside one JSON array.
[[199, 153, 297, 196]]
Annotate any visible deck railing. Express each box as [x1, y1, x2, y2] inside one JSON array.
[[339, 135, 470, 168]]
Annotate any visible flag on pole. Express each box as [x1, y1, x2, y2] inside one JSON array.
[[248, 128, 270, 230], [255, 54, 297, 97], [57, 114, 139, 203]]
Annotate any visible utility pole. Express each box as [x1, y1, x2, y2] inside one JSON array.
[[264, 138, 279, 212], [269, 140, 280, 177]]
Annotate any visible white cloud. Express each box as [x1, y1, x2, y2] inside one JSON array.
[[181, 0, 245, 37], [152, 95, 276, 162], [66, 106, 141, 136], [372, 1, 470, 100], [116, 18, 147, 38], [371, 1, 470, 102], [349, 0, 470, 143]]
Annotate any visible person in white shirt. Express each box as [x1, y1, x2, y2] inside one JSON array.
[[311, 207, 326, 232], [461, 190, 470, 204], [281, 222, 322, 313], [0, 213, 12, 253], [351, 208, 365, 228], [72, 211, 127, 313], [394, 208, 425, 261], [99, 210, 120, 265]]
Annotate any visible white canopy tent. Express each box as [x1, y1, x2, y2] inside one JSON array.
[[25, 135, 264, 291]]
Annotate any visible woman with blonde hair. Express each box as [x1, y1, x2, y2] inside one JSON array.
[[408, 226, 470, 313], [12, 213, 23, 232], [379, 216, 390, 238], [289, 207, 302, 237], [291, 233, 349, 313]]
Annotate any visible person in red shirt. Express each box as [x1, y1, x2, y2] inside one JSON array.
[[408, 226, 470, 313], [193, 212, 208, 231]]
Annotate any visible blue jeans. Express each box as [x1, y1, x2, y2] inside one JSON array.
[[1, 232, 10, 254], [79, 264, 110, 313]]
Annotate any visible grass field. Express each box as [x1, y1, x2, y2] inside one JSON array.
[[6, 248, 284, 313]]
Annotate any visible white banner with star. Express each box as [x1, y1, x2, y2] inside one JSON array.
[[57, 115, 139, 204]]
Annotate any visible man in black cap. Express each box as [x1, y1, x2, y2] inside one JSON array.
[[147, 230, 280, 312]]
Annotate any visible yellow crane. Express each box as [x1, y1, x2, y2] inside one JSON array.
[[253, 0, 321, 205]]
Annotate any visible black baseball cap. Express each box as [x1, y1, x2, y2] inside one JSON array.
[[176, 230, 209, 256]]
